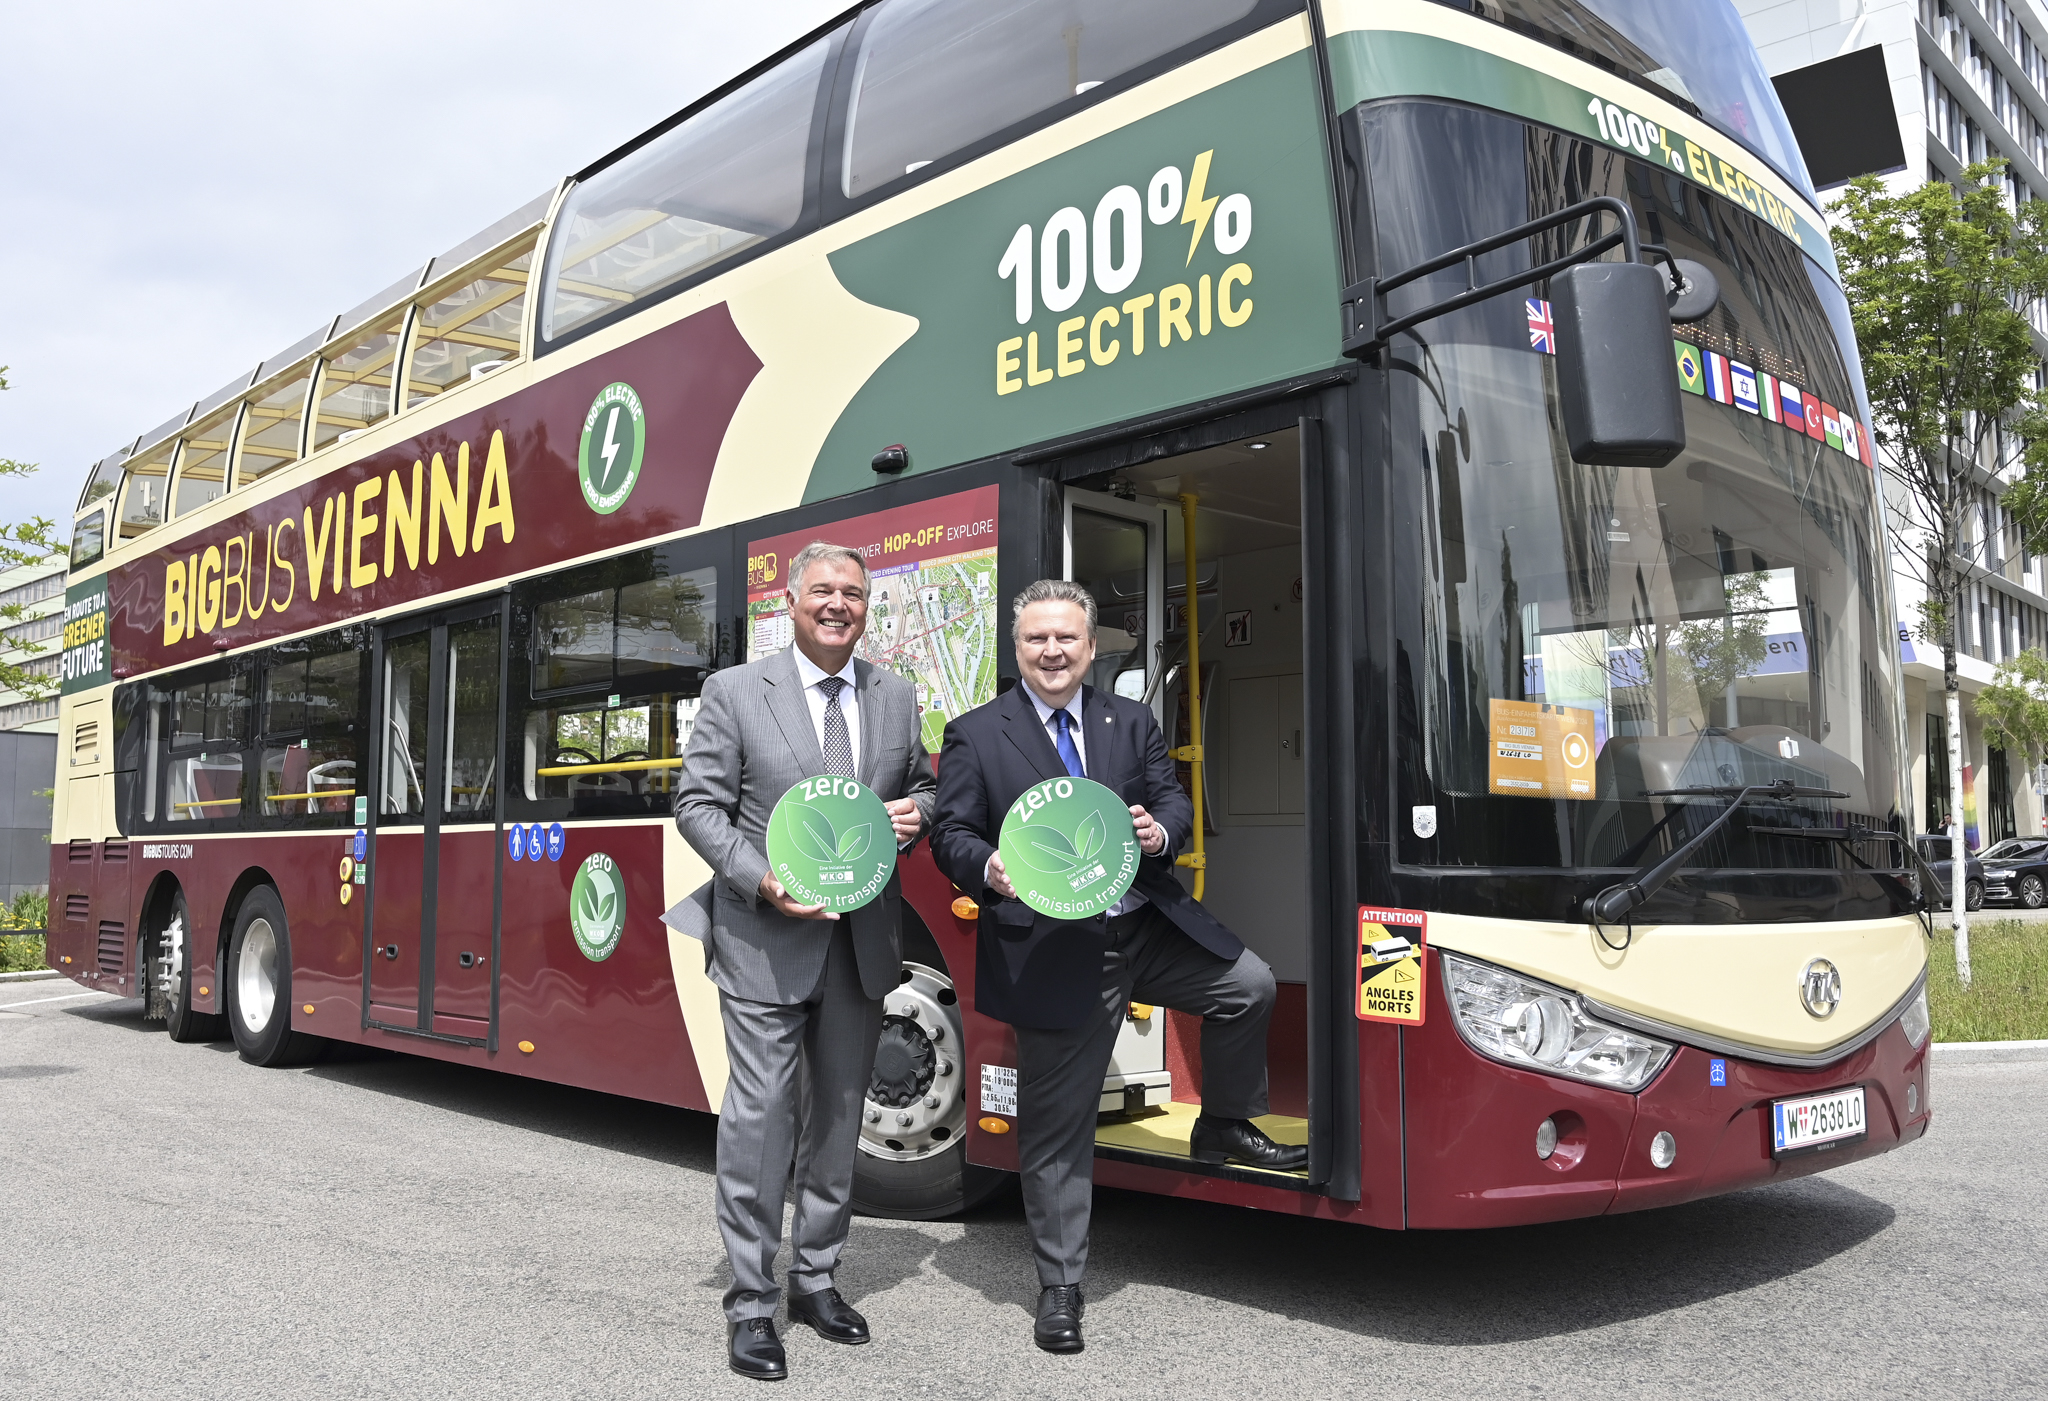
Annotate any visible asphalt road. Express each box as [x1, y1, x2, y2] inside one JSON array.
[[3, 986, 2043, 1401]]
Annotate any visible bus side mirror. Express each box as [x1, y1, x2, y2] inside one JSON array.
[[1553, 261, 1685, 469]]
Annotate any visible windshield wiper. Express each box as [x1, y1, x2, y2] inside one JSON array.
[[1585, 779, 1848, 924]]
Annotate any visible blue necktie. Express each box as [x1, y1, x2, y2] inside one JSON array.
[[1053, 709, 1084, 779]]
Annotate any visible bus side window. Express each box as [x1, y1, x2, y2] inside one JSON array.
[[119, 443, 173, 540], [515, 560, 717, 817], [258, 633, 361, 823], [172, 410, 238, 519], [163, 671, 250, 824]]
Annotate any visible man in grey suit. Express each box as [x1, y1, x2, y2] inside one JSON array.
[[670, 540, 936, 1381]]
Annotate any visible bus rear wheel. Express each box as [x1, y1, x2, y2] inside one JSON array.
[[851, 961, 1010, 1220], [225, 888, 324, 1068], [156, 891, 224, 1044]]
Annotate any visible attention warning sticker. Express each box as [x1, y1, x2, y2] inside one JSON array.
[[1357, 905, 1427, 1026]]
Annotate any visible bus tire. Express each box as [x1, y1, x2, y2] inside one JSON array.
[[160, 891, 224, 1044], [225, 887, 325, 1068], [850, 959, 1012, 1220]]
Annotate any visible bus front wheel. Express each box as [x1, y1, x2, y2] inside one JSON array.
[[851, 961, 1011, 1220], [225, 888, 325, 1068]]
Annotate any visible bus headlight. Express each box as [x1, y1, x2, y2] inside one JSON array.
[[1441, 951, 1674, 1092], [1898, 984, 1931, 1049]]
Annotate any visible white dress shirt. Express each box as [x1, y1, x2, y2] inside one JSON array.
[[791, 647, 860, 773], [994, 683, 1147, 916]]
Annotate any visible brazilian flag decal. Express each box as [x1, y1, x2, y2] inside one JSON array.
[[1674, 340, 1706, 395]]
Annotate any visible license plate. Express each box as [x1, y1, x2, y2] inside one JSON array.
[[1771, 1086, 1867, 1157]]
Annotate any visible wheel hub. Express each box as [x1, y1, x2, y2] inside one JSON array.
[[858, 962, 965, 1163], [237, 918, 278, 1035]]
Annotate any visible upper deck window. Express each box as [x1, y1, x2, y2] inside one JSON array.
[[70, 510, 105, 569], [235, 366, 313, 487], [312, 316, 402, 452], [839, 0, 1259, 200], [172, 411, 239, 519], [539, 34, 833, 346], [405, 245, 532, 410], [118, 441, 174, 541], [78, 454, 124, 515]]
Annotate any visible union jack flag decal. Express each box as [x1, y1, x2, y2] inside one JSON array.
[[1527, 298, 1555, 354]]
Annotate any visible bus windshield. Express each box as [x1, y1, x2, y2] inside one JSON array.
[[1371, 100, 1904, 890]]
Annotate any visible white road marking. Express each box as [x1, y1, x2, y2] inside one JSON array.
[[1, 990, 120, 1008]]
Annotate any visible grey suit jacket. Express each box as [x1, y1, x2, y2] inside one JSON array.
[[667, 647, 937, 1004]]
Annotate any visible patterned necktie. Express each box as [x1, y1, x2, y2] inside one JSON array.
[[817, 676, 856, 779], [1053, 708, 1084, 779]]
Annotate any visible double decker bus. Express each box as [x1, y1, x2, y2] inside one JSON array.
[[48, 0, 1932, 1227]]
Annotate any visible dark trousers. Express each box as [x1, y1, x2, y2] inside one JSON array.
[[1013, 904, 1277, 1287], [714, 924, 883, 1321]]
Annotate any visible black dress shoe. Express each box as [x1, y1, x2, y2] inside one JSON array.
[[1034, 1283, 1085, 1353], [728, 1317, 787, 1380], [788, 1287, 870, 1345], [1190, 1115, 1309, 1171]]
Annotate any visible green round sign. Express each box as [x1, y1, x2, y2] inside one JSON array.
[[766, 776, 897, 912], [569, 852, 627, 961], [999, 776, 1139, 920], [577, 381, 646, 514]]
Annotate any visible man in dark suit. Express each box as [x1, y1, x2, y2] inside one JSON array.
[[670, 541, 936, 1380], [930, 578, 1304, 1355]]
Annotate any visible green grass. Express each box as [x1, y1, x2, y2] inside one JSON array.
[[1928, 919, 2048, 1042]]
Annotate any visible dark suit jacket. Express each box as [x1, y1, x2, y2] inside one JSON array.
[[930, 682, 1243, 1029]]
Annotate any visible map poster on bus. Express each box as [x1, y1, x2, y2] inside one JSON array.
[[1487, 698, 1598, 800], [747, 485, 999, 752], [1357, 906, 1427, 1026]]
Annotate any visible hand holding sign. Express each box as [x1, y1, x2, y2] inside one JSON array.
[[998, 777, 1140, 919]]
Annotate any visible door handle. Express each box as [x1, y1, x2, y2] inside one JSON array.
[[382, 944, 399, 961], [458, 951, 483, 968]]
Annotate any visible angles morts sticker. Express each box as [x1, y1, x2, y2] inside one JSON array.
[[1357, 905, 1427, 1026]]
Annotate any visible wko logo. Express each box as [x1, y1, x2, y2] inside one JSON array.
[[993, 150, 1256, 396]]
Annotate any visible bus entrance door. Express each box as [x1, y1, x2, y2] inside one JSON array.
[[365, 600, 504, 1043]]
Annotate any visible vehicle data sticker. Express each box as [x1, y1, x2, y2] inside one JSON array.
[[1357, 905, 1427, 1026], [1487, 699, 1598, 800], [981, 1064, 1018, 1115], [765, 776, 897, 912], [999, 776, 1139, 919]]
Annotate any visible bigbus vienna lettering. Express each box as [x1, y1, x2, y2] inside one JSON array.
[[161, 430, 515, 646]]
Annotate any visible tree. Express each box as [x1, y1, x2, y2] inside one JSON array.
[[0, 364, 64, 703], [1833, 162, 2048, 988], [1976, 650, 2048, 781]]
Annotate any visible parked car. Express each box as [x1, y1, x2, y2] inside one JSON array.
[[1914, 834, 1985, 911], [1979, 837, 2048, 908]]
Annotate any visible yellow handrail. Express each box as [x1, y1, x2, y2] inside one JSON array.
[[171, 797, 243, 810], [265, 788, 356, 802], [1172, 492, 1206, 901], [535, 757, 685, 778]]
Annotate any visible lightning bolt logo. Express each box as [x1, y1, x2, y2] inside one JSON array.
[[598, 405, 621, 489], [1182, 148, 1219, 266]]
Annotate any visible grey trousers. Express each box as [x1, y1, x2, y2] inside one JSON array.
[[1014, 906, 1277, 1287], [715, 924, 883, 1321]]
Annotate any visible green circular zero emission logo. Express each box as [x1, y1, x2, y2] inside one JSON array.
[[999, 776, 1139, 920], [577, 381, 646, 514], [765, 777, 897, 913], [569, 852, 627, 961]]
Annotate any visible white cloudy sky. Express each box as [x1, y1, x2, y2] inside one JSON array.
[[0, 0, 846, 536]]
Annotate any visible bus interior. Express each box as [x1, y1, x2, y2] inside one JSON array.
[[1064, 427, 1311, 1177]]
